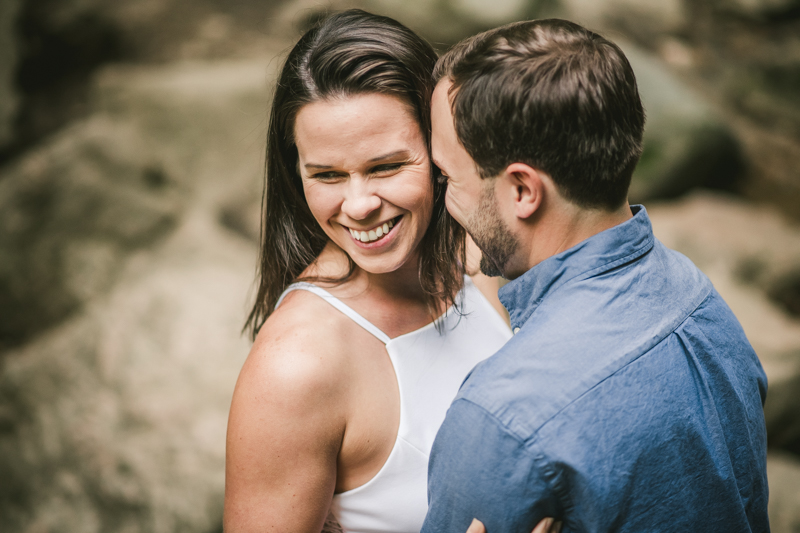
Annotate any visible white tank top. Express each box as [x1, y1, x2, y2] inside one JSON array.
[[275, 278, 512, 533]]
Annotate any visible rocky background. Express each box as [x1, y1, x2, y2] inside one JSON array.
[[0, 0, 798, 531]]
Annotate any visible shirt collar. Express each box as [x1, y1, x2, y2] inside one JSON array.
[[498, 205, 655, 330]]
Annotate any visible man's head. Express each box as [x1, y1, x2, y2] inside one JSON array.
[[431, 19, 645, 278]]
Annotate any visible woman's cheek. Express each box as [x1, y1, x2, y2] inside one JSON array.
[[304, 183, 339, 221], [403, 171, 435, 211]]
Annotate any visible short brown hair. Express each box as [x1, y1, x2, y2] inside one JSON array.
[[435, 19, 645, 211]]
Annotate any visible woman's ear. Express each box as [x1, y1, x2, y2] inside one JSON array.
[[502, 162, 545, 220]]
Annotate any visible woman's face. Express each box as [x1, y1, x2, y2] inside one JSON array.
[[295, 93, 434, 275]]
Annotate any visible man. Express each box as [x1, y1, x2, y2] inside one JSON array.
[[425, 19, 769, 532]]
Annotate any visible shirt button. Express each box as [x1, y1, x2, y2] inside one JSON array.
[[513, 327, 520, 334]]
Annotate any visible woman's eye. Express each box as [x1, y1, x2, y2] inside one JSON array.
[[312, 171, 344, 180], [371, 163, 404, 174]]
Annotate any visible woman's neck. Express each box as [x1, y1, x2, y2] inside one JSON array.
[[301, 242, 449, 337], [305, 242, 427, 303]]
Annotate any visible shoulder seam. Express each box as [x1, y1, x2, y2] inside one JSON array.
[[530, 282, 716, 438], [455, 397, 529, 445]]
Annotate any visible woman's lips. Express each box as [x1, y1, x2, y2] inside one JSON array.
[[348, 216, 401, 244]]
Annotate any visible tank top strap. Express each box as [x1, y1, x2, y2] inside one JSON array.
[[275, 282, 391, 345]]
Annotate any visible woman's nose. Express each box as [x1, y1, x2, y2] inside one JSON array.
[[341, 181, 381, 220]]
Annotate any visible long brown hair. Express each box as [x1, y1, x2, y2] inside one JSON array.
[[245, 9, 466, 339]]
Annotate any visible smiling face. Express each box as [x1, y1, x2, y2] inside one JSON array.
[[294, 92, 434, 275]]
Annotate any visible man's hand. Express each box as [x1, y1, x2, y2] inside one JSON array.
[[466, 517, 562, 533]]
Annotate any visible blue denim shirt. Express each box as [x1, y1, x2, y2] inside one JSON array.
[[422, 206, 769, 533]]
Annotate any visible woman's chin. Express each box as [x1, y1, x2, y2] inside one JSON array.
[[350, 256, 406, 276], [345, 245, 417, 277]]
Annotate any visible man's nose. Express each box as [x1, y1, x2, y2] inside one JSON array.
[[342, 180, 381, 220]]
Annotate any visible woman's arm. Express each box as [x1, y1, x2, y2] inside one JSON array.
[[224, 308, 348, 532]]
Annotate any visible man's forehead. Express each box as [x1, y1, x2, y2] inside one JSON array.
[[431, 81, 457, 169], [432, 79, 454, 107], [431, 82, 455, 135]]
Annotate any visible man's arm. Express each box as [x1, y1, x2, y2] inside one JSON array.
[[422, 399, 561, 533]]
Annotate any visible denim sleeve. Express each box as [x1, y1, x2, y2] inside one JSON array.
[[421, 399, 560, 533]]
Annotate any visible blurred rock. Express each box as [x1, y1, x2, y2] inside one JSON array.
[[0, 214, 253, 533], [768, 452, 800, 533], [559, 0, 687, 37], [0, 118, 183, 349], [6, 0, 286, 163], [9, 0, 124, 157], [0, 58, 270, 350], [624, 44, 745, 203], [717, 0, 800, 19], [731, 61, 800, 140], [93, 60, 270, 246], [219, 195, 262, 243], [14, 0, 282, 66], [448, 0, 530, 25], [649, 192, 800, 457], [0, 0, 20, 147], [0, 54, 273, 531], [273, 0, 551, 46]]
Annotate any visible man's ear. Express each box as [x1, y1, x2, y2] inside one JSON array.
[[502, 162, 544, 220]]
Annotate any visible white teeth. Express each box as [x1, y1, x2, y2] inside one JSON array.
[[349, 219, 397, 243]]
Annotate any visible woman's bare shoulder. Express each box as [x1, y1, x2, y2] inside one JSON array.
[[226, 291, 348, 532], [237, 289, 357, 404], [227, 289, 356, 466]]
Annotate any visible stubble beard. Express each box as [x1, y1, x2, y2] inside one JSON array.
[[467, 185, 518, 278]]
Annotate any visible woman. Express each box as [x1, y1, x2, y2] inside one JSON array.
[[224, 10, 512, 532]]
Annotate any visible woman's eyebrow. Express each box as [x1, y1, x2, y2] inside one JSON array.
[[368, 150, 411, 163], [303, 150, 413, 170]]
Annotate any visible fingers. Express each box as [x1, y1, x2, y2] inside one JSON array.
[[531, 517, 563, 533], [466, 518, 486, 533], [468, 517, 562, 533]]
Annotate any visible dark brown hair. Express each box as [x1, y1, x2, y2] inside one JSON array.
[[434, 18, 645, 211], [245, 9, 466, 338]]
